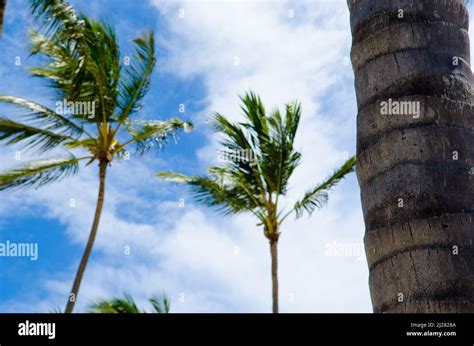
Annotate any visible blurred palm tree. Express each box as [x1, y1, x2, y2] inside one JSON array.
[[0, 0, 191, 313], [89, 293, 170, 313], [158, 92, 355, 313]]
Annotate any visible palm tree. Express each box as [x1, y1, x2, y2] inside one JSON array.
[[347, 0, 474, 312], [158, 92, 355, 313], [89, 293, 170, 313], [0, 0, 191, 313]]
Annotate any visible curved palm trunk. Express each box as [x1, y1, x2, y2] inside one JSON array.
[[65, 160, 108, 313], [348, 0, 474, 312], [270, 239, 279, 313], [0, 0, 6, 36]]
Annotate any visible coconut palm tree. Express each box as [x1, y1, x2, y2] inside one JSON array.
[[89, 293, 170, 313], [0, 0, 191, 313], [347, 0, 474, 312], [158, 92, 355, 313]]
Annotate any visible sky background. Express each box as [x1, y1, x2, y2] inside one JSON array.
[[0, 0, 472, 313]]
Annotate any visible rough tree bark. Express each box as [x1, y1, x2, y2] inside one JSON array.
[[348, 0, 474, 312]]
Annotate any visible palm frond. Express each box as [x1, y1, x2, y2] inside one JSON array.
[[28, 30, 89, 105], [149, 294, 170, 313], [293, 156, 356, 218], [80, 17, 121, 123], [239, 91, 269, 146], [89, 293, 170, 314], [0, 155, 86, 190], [156, 171, 192, 184], [0, 117, 73, 152], [211, 112, 266, 198], [0, 95, 85, 136], [89, 293, 142, 314], [29, 0, 85, 42], [262, 102, 302, 196], [123, 118, 192, 154], [29, 14, 121, 124], [157, 171, 260, 216], [117, 32, 156, 122]]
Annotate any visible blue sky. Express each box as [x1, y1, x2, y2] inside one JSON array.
[[1, 0, 472, 313]]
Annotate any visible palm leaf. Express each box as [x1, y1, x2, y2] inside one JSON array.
[[79, 17, 120, 123], [117, 32, 156, 122], [29, 0, 85, 43], [89, 293, 142, 314], [0, 155, 86, 190], [149, 295, 170, 313], [157, 171, 263, 217], [0, 117, 73, 152], [0, 95, 85, 136], [89, 293, 170, 314], [263, 103, 302, 196], [123, 118, 192, 154], [293, 156, 356, 218], [211, 112, 266, 199], [29, 14, 121, 124]]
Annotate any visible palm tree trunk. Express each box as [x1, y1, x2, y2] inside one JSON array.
[[0, 0, 6, 36], [348, 0, 474, 312], [270, 239, 279, 313], [65, 160, 108, 313]]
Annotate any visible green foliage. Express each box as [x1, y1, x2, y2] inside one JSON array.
[[0, 96, 85, 136], [89, 293, 170, 314], [118, 33, 156, 122], [0, 155, 83, 191], [0, 0, 191, 191], [294, 156, 356, 218], [0, 117, 73, 153], [125, 118, 193, 154], [158, 92, 355, 234]]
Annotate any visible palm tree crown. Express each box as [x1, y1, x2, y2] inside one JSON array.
[[0, 0, 191, 191], [159, 92, 354, 237], [0, 0, 191, 313], [158, 92, 355, 312]]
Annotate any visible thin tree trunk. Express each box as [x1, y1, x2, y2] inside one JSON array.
[[65, 160, 108, 313], [348, 0, 474, 312], [0, 0, 6, 36], [270, 239, 279, 313]]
